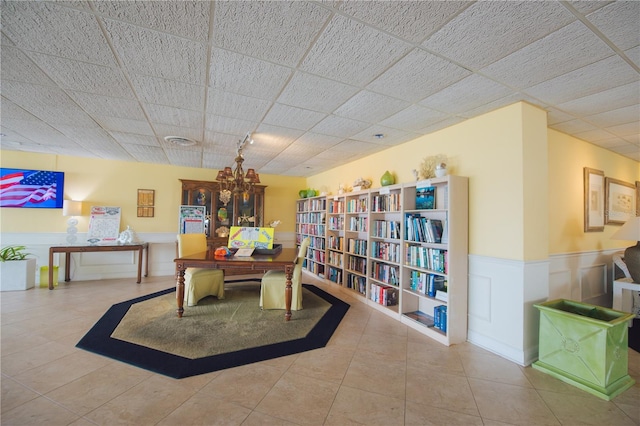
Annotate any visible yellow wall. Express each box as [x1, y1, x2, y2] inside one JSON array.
[[0, 151, 305, 234], [547, 129, 639, 254], [308, 102, 545, 260]]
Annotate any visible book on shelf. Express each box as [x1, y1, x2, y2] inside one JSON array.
[[435, 289, 448, 302], [404, 310, 434, 327], [416, 185, 435, 209]]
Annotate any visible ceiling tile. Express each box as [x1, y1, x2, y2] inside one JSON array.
[[144, 104, 203, 129], [68, 92, 146, 120], [130, 74, 204, 111], [0, 98, 41, 122], [625, 46, 640, 68], [124, 144, 170, 164], [351, 126, 419, 146], [28, 53, 132, 98], [94, 117, 154, 136], [523, 55, 638, 105], [212, 1, 330, 67], [277, 72, 359, 113], [585, 1, 640, 50], [339, 0, 472, 43], [606, 121, 640, 137], [334, 91, 410, 123], [209, 48, 292, 101], [1, 2, 117, 66], [102, 18, 207, 85], [252, 124, 305, 149], [263, 104, 326, 131], [300, 14, 412, 86], [1, 47, 55, 86], [554, 82, 639, 116], [367, 48, 471, 102], [310, 115, 370, 139], [480, 21, 614, 89], [549, 119, 598, 134], [423, 1, 574, 69], [109, 132, 160, 147], [566, 1, 613, 15], [380, 105, 450, 133], [153, 124, 201, 144], [94, 0, 211, 42], [419, 74, 512, 115], [204, 115, 258, 136], [573, 128, 618, 142], [206, 89, 272, 122], [292, 133, 343, 149]]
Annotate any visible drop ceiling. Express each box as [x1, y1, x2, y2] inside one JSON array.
[[1, 0, 638, 177]]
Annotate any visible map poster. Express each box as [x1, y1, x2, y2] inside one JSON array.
[[179, 205, 205, 234], [87, 206, 121, 245]]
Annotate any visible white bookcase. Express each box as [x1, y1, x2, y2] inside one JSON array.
[[297, 175, 468, 345]]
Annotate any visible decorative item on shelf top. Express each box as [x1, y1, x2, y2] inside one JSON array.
[[299, 189, 307, 198], [215, 132, 260, 194], [219, 189, 231, 206], [338, 184, 345, 195], [306, 189, 317, 198], [419, 154, 448, 179], [435, 163, 447, 178], [380, 170, 395, 186], [216, 226, 230, 238], [353, 177, 372, 191], [117, 226, 138, 245]]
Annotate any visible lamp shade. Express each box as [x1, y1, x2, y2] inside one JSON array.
[[62, 200, 82, 217], [611, 216, 640, 241]]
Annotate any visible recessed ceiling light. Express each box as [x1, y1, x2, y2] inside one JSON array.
[[374, 133, 384, 139], [164, 136, 197, 147]]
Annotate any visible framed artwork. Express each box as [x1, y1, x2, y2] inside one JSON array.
[[605, 177, 635, 225], [583, 167, 605, 232], [137, 189, 155, 217]]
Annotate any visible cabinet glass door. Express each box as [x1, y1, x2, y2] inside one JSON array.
[[214, 189, 233, 238]]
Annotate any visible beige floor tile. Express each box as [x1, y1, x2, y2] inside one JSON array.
[[156, 392, 252, 425], [342, 354, 406, 398], [44, 362, 151, 416], [325, 385, 405, 425], [1, 340, 77, 376], [1, 374, 39, 413], [241, 410, 299, 425], [538, 389, 638, 425], [83, 374, 199, 425], [406, 365, 479, 417], [13, 349, 113, 395], [404, 401, 484, 425], [288, 346, 353, 384], [200, 363, 286, 409], [254, 371, 339, 424], [469, 378, 560, 425], [356, 331, 407, 362], [1, 395, 80, 425], [459, 350, 533, 388], [520, 364, 597, 396], [406, 339, 466, 376]]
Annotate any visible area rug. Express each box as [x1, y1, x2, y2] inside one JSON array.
[[76, 279, 349, 379]]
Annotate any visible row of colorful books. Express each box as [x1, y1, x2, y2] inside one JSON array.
[[371, 220, 401, 239], [327, 235, 343, 251], [371, 193, 401, 212], [346, 273, 366, 295], [347, 238, 367, 256], [348, 216, 368, 232], [371, 261, 399, 285], [405, 246, 448, 273], [346, 198, 368, 213], [433, 305, 447, 332], [370, 241, 401, 263], [328, 216, 344, 231], [370, 283, 398, 306], [409, 270, 446, 297], [405, 215, 443, 243]]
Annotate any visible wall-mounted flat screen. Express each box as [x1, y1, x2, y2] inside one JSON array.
[[0, 168, 65, 208]]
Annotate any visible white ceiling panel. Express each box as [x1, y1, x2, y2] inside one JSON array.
[[423, 1, 574, 70], [0, 0, 637, 175]]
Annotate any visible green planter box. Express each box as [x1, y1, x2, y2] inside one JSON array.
[[533, 299, 635, 400]]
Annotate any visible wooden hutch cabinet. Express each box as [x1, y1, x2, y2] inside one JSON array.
[[179, 179, 266, 248]]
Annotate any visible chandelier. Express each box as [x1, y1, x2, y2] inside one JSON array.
[[215, 133, 260, 195]]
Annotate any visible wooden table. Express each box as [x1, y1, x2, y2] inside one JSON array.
[[174, 248, 297, 321], [48, 243, 149, 289]]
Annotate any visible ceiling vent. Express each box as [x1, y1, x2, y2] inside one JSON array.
[[164, 136, 197, 147]]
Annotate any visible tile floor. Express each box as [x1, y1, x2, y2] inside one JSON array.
[[1, 274, 639, 425]]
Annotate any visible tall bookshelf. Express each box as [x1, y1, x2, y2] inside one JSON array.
[[296, 175, 468, 346]]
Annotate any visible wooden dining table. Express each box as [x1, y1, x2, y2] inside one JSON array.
[[174, 247, 298, 321]]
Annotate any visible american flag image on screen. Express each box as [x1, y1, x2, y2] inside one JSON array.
[[0, 169, 65, 208]]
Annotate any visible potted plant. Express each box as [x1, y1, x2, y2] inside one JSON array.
[[0, 245, 37, 291]]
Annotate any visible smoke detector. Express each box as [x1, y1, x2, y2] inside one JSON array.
[[164, 136, 197, 147]]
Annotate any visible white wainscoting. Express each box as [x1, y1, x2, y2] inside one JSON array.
[[1, 232, 296, 286], [468, 249, 622, 367]]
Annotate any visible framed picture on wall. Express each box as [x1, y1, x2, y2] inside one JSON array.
[[605, 177, 636, 225], [583, 167, 605, 232]]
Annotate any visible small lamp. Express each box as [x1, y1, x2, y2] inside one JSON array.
[[62, 200, 83, 244], [611, 216, 640, 283]]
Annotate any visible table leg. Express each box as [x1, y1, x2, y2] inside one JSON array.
[[284, 264, 294, 322], [48, 249, 54, 290], [176, 266, 185, 318], [144, 245, 149, 277], [64, 253, 71, 282], [136, 248, 143, 283]]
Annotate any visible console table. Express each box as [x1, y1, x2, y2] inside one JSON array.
[[48, 243, 149, 289]]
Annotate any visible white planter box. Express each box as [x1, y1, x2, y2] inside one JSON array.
[[0, 258, 36, 291]]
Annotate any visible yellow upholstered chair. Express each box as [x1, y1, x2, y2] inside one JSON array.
[[260, 237, 311, 310], [177, 233, 225, 306]]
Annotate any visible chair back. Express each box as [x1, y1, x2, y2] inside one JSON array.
[[293, 238, 311, 279], [177, 233, 207, 257]]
